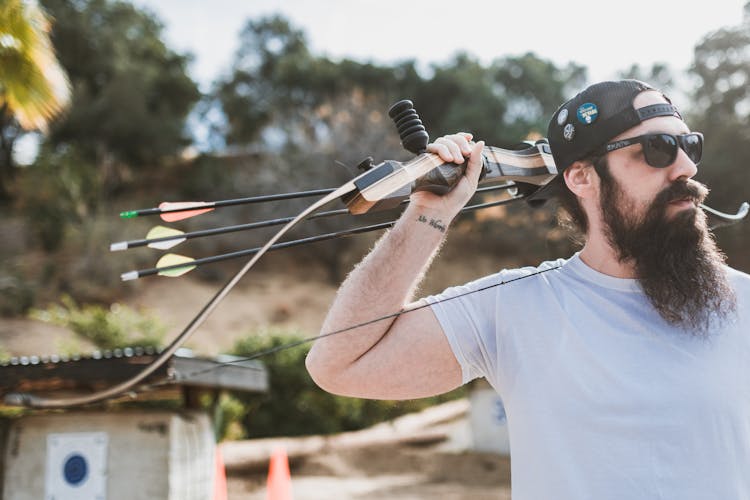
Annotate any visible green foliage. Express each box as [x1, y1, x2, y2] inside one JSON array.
[[0, 0, 70, 201], [688, 6, 750, 269], [213, 393, 248, 441], [214, 15, 408, 149], [3, 0, 202, 314], [226, 331, 464, 440], [0, 342, 10, 364], [15, 145, 98, 250], [0, 266, 35, 316], [214, 18, 583, 152], [618, 63, 675, 91], [410, 52, 586, 144], [29, 295, 166, 350], [40, 0, 200, 180]]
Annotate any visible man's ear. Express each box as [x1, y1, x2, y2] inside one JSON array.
[[563, 160, 597, 199]]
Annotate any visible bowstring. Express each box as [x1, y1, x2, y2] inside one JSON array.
[[134, 265, 562, 395]]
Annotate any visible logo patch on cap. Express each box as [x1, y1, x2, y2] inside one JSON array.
[[563, 123, 575, 141], [576, 102, 599, 124], [557, 108, 568, 125]]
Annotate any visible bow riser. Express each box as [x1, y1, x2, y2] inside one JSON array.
[[344, 143, 557, 215]]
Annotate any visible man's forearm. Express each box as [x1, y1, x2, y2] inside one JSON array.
[[306, 136, 484, 396], [306, 203, 451, 380]]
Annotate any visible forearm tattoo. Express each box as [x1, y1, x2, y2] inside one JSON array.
[[417, 214, 447, 233]]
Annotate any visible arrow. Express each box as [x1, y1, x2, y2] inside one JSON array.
[[119, 188, 338, 221], [121, 194, 525, 281], [111, 207, 350, 251], [110, 183, 517, 252]]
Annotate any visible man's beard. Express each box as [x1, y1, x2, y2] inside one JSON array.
[[598, 167, 736, 335]]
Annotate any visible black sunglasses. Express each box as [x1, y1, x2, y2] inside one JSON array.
[[597, 132, 703, 168]]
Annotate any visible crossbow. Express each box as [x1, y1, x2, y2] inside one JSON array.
[[5, 100, 748, 408]]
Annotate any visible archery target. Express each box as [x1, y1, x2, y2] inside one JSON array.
[[45, 432, 108, 500]]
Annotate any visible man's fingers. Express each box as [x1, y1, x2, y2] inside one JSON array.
[[465, 140, 485, 184], [427, 133, 474, 163], [426, 142, 460, 163]]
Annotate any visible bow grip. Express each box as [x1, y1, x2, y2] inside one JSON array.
[[412, 162, 467, 194], [412, 153, 488, 194]]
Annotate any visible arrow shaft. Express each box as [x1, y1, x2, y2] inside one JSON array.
[[121, 188, 338, 219], [113, 183, 516, 250], [127, 193, 526, 279]]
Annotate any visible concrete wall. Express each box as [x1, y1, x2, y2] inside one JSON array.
[[2, 411, 214, 500], [469, 379, 510, 455]]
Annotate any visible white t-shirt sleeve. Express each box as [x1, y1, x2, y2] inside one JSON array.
[[425, 272, 504, 385], [425, 260, 566, 388]]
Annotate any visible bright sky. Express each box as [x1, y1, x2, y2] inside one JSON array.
[[18, 0, 746, 164], [131, 0, 747, 94]]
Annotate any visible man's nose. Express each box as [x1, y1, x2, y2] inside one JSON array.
[[668, 148, 698, 181]]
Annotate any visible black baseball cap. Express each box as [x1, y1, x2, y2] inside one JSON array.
[[530, 79, 684, 202]]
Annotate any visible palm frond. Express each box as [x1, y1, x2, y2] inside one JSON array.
[[0, 0, 70, 130]]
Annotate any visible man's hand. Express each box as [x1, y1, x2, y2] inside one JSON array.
[[409, 133, 485, 220]]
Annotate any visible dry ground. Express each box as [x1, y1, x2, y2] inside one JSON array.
[[0, 265, 339, 358], [1, 248, 510, 358], [226, 444, 512, 500], [1, 253, 515, 498], [222, 403, 512, 500]]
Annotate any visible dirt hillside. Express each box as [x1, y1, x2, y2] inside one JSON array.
[[1, 247, 512, 359]]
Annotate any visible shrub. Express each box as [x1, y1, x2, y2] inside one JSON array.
[[0, 271, 35, 316], [226, 330, 465, 440], [29, 295, 166, 350]]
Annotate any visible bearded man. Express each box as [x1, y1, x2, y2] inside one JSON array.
[[306, 80, 750, 499]]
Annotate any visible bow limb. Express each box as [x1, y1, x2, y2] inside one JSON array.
[[5, 181, 358, 409]]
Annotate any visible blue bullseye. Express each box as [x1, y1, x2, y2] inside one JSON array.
[[63, 453, 88, 486]]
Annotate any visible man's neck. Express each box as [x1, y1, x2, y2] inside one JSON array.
[[578, 232, 637, 278]]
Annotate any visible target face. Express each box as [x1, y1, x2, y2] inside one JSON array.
[[45, 432, 108, 499]]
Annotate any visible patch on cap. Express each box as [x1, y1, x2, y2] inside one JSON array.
[[576, 102, 599, 124], [563, 123, 575, 141], [557, 108, 568, 125]]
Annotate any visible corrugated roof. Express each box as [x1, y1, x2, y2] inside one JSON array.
[[0, 347, 268, 402]]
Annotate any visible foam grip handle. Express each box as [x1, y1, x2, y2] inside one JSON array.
[[412, 163, 467, 195]]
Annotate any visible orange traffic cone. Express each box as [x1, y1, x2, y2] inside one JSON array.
[[213, 447, 228, 500], [266, 446, 293, 500]]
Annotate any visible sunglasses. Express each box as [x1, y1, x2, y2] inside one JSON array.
[[597, 132, 703, 168]]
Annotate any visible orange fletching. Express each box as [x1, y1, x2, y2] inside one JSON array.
[[158, 201, 214, 222]]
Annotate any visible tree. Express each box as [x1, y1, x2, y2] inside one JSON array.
[[213, 15, 412, 151], [689, 3, 750, 202], [412, 52, 585, 145], [0, 0, 70, 201], [39, 0, 200, 190], [214, 16, 586, 155], [688, 2, 750, 268], [618, 63, 675, 92]]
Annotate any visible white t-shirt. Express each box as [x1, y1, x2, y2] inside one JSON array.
[[427, 254, 750, 500]]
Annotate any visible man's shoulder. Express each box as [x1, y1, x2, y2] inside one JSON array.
[[726, 265, 750, 288], [493, 256, 571, 286], [428, 255, 574, 303]]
